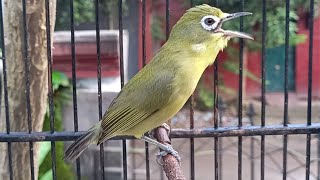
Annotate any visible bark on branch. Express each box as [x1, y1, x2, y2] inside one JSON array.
[[153, 126, 186, 180]]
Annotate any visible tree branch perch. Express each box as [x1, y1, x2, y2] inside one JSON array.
[[153, 126, 186, 180]]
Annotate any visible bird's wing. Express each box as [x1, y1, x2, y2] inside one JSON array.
[[97, 66, 175, 144]]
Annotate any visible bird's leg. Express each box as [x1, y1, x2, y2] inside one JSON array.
[[148, 123, 171, 139], [141, 136, 181, 164]]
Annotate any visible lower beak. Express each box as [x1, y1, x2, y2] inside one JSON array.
[[222, 30, 253, 40], [218, 12, 253, 40]]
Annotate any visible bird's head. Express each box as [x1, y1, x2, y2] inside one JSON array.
[[168, 4, 252, 52]]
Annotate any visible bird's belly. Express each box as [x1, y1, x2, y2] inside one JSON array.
[[120, 92, 189, 138], [120, 73, 200, 138]]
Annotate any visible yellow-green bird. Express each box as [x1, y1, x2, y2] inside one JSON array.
[[64, 4, 252, 161]]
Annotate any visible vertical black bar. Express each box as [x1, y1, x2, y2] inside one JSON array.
[[307, 0, 314, 127], [190, 95, 195, 180], [306, 0, 314, 179], [164, 0, 171, 128], [317, 134, 320, 180], [283, 0, 290, 179], [248, 107, 255, 180], [214, 1, 221, 179], [283, 0, 290, 128], [21, 1, 35, 179], [132, 141, 136, 180], [260, 0, 266, 179], [0, 1, 13, 179], [250, 135, 255, 180], [238, 1, 244, 180], [238, 1, 244, 127], [188, 1, 195, 179], [118, 0, 125, 88], [141, 1, 150, 179], [94, 0, 104, 180], [212, 0, 220, 179], [214, 69, 219, 180], [165, 0, 170, 40], [218, 101, 224, 180], [45, 1, 57, 179], [69, 0, 81, 178], [118, 1, 127, 179], [142, 0, 147, 68]]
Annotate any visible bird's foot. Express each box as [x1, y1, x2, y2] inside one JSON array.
[[156, 144, 181, 165], [148, 123, 171, 139]]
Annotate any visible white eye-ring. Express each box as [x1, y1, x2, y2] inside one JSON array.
[[200, 15, 220, 31]]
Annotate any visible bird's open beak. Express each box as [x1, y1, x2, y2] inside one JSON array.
[[217, 12, 253, 40]]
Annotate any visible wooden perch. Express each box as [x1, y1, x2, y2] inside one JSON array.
[[153, 126, 186, 180]]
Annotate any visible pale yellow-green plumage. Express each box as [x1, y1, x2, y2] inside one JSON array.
[[64, 4, 252, 161]]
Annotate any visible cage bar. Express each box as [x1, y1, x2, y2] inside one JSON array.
[[189, 1, 196, 179], [44, 0, 58, 179], [212, 0, 220, 179], [141, 1, 151, 179], [94, 0, 105, 180], [260, 0, 267, 179], [69, 0, 82, 178], [238, 0, 245, 179], [0, 0, 13, 179], [118, 1, 128, 179], [1, 123, 320, 142], [306, 0, 314, 179], [21, 1, 36, 179], [0, 1, 318, 179], [283, 0, 290, 179]]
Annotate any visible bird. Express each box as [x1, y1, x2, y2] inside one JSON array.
[[64, 4, 253, 162]]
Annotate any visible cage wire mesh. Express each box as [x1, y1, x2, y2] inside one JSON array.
[[0, 0, 319, 180]]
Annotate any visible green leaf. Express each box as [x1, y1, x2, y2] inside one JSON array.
[[39, 169, 53, 180], [38, 142, 51, 167], [223, 61, 261, 83], [52, 71, 70, 92]]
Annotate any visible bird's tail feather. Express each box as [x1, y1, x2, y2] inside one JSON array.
[[64, 121, 101, 161]]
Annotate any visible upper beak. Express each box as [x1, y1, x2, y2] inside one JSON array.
[[217, 12, 253, 40]]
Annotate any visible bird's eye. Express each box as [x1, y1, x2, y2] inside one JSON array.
[[200, 15, 220, 31], [204, 18, 215, 26]]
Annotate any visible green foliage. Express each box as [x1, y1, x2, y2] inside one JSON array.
[[196, 85, 215, 111], [195, 77, 237, 111], [39, 142, 52, 166], [56, 0, 95, 30], [223, 48, 260, 83], [52, 72, 70, 91], [38, 142, 52, 180], [38, 71, 74, 180], [39, 170, 53, 180], [55, 0, 129, 30], [151, 16, 166, 41]]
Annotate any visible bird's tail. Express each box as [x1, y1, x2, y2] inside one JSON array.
[[64, 121, 101, 161]]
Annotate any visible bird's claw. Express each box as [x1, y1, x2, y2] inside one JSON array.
[[149, 123, 171, 139], [161, 123, 171, 134], [156, 144, 181, 166]]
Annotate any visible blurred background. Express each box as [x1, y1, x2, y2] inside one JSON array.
[[23, 0, 320, 179], [49, 0, 320, 180]]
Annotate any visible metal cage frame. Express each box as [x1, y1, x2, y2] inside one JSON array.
[[0, 0, 318, 180]]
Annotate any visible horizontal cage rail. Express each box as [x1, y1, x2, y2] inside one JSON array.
[[0, 123, 319, 142]]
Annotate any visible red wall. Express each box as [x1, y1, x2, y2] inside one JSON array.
[[53, 42, 119, 78], [296, 13, 320, 96]]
